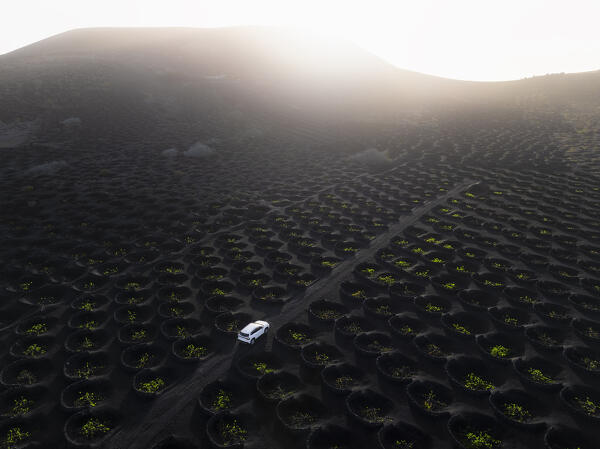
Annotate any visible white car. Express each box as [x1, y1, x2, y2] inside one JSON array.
[[237, 320, 270, 344]]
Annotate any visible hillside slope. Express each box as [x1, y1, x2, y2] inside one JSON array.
[[0, 27, 598, 145]]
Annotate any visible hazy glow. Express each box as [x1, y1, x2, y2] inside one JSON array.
[[2, 0, 599, 81]]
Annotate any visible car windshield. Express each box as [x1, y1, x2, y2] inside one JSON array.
[[239, 332, 249, 337]]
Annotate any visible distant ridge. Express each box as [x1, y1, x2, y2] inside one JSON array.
[[1, 26, 599, 140]]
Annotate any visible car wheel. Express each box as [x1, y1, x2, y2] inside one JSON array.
[[251, 338, 255, 345], [264, 327, 268, 334]]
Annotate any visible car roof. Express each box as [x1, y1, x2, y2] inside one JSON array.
[[239, 321, 268, 333], [240, 322, 261, 333]]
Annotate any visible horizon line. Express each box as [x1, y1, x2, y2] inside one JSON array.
[[1, 25, 598, 83]]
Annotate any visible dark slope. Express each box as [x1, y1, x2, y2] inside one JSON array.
[[0, 28, 512, 138], [1, 26, 444, 91], [0, 27, 451, 130], [7, 26, 598, 101], [0, 26, 599, 147]]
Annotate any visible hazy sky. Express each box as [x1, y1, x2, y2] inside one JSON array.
[[2, 0, 599, 81]]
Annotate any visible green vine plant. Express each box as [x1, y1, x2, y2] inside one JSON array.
[[74, 391, 104, 408], [19, 281, 33, 292], [463, 373, 494, 391], [390, 365, 416, 379], [503, 402, 532, 422], [182, 344, 208, 358], [527, 367, 554, 384], [442, 282, 457, 291], [377, 275, 397, 286], [79, 300, 95, 311], [359, 406, 392, 423], [16, 369, 37, 385], [366, 340, 393, 353], [81, 337, 95, 350], [343, 322, 363, 334], [422, 390, 447, 411], [489, 345, 510, 359], [375, 305, 392, 316], [79, 320, 98, 331], [168, 291, 182, 302], [452, 323, 471, 335], [585, 326, 600, 340], [350, 289, 366, 300], [127, 310, 137, 323], [1, 427, 31, 448], [334, 376, 355, 389], [547, 310, 568, 320], [288, 330, 310, 344], [425, 303, 443, 313], [253, 362, 274, 375], [138, 378, 166, 394], [1, 397, 33, 417], [461, 430, 501, 449], [483, 280, 503, 288], [288, 411, 316, 428], [168, 306, 184, 317], [75, 362, 104, 379], [25, 323, 48, 335], [217, 418, 247, 445], [395, 259, 412, 269], [582, 356, 600, 371], [573, 396, 599, 416], [224, 320, 240, 333], [127, 295, 144, 305], [80, 418, 111, 439], [519, 295, 537, 305], [131, 329, 148, 341], [268, 384, 294, 400], [294, 278, 314, 287], [248, 278, 263, 287], [124, 282, 141, 291], [536, 333, 558, 347], [135, 352, 152, 369], [313, 352, 330, 364], [315, 308, 341, 320], [175, 325, 190, 338], [426, 344, 446, 358], [212, 389, 232, 410], [399, 325, 415, 336], [23, 344, 46, 357]]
